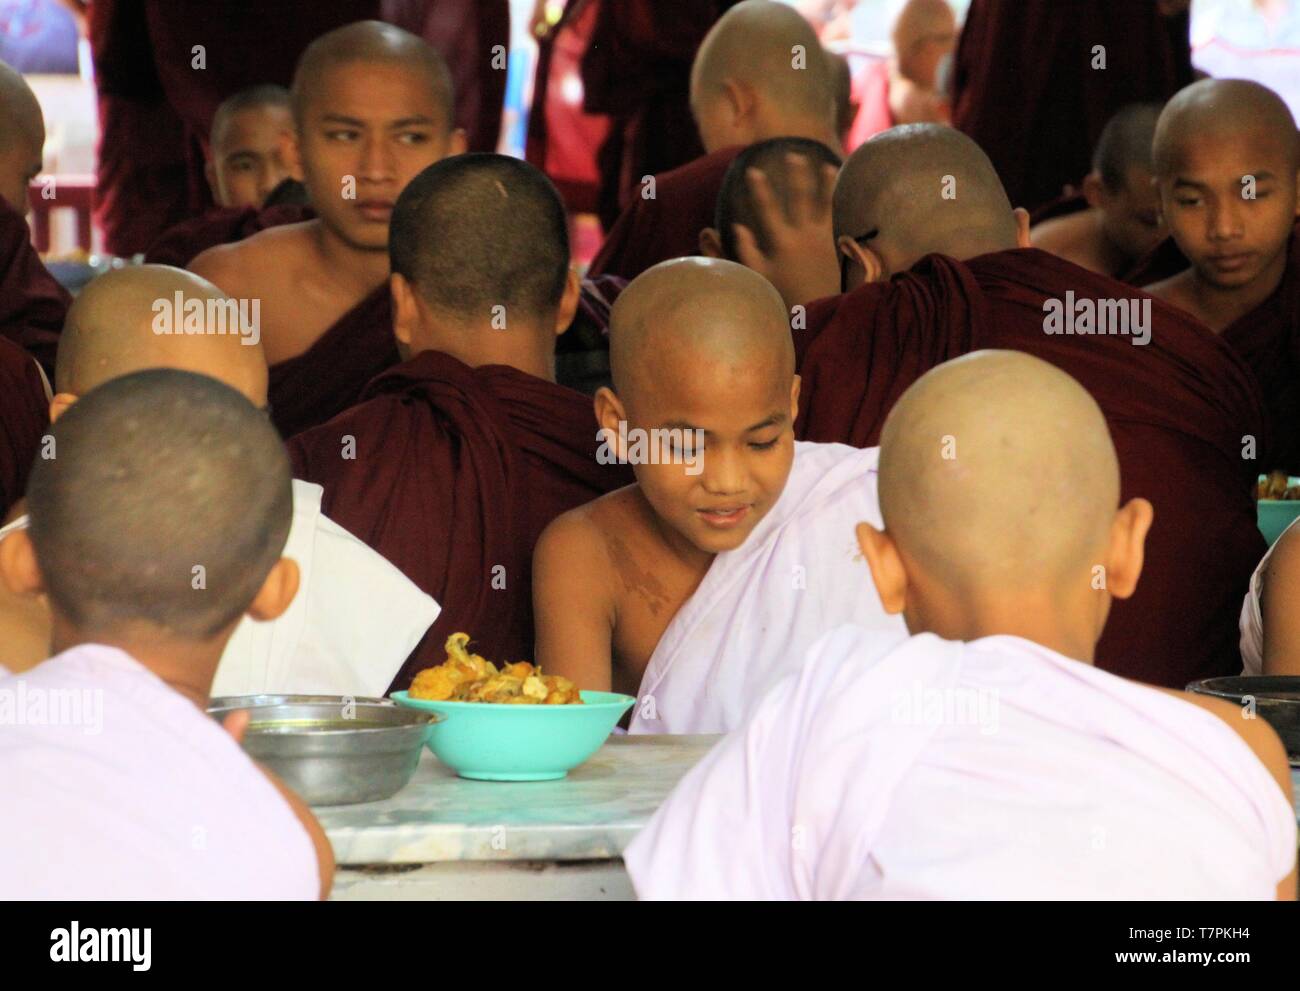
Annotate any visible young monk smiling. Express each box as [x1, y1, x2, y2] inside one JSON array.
[[191, 21, 466, 437], [533, 257, 902, 731]]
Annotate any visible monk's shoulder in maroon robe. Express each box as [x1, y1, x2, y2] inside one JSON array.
[[287, 349, 632, 689], [269, 285, 398, 440], [145, 203, 315, 269], [0, 336, 49, 519], [587, 146, 743, 281], [0, 196, 68, 379]]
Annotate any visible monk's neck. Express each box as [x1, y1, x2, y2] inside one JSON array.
[[421, 328, 556, 383], [1186, 249, 1288, 332], [309, 220, 391, 295], [49, 615, 225, 710], [917, 595, 1098, 666]]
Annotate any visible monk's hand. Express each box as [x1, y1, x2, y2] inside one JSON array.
[[221, 708, 251, 745], [733, 155, 842, 309]]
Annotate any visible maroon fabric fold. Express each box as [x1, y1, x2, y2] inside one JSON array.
[[145, 204, 315, 269], [287, 349, 632, 689], [269, 286, 398, 439], [588, 146, 741, 281], [797, 247, 1266, 687], [951, 0, 1191, 213], [0, 197, 67, 379], [0, 337, 49, 519]]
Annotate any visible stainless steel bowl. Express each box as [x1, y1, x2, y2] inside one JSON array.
[[1186, 676, 1300, 762], [208, 693, 392, 711], [207, 700, 439, 806]]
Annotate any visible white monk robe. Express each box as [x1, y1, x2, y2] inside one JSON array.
[[0, 480, 438, 694], [626, 626, 1298, 900], [630, 441, 904, 734], [1239, 516, 1300, 677]]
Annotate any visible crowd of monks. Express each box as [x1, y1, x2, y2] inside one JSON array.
[[0, 1, 1297, 901]]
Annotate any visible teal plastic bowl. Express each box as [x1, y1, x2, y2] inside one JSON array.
[[390, 690, 635, 781], [1258, 500, 1300, 547]]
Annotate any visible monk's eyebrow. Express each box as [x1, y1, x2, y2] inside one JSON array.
[[745, 413, 787, 432], [388, 116, 437, 128]]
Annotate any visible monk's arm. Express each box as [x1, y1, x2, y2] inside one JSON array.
[[260, 762, 335, 900], [532, 511, 616, 691], [1260, 526, 1300, 675], [188, 241, 248, 296]]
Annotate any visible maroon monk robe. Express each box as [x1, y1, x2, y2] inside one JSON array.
[[144, 203, 315, 269], [269, 286, 397, 441], [1128, 225, 1300, 474], [797, 248, 1266, 688], [0, 337, 48, 520], [287, 349, 633, 690], [951, 0, 1191, 213], [0, 196, 68, 379], [587, 146, 741, 281]]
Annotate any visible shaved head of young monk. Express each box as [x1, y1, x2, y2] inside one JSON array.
[[289, 20, 466, 252], [1083, 103, 1165, 261], [1151, 79, 1300, 303], [0, 369, 297, 683], [701, 136, 842, 261], [600, 257, 799, 558], [892, 0, 957, 91], [834, 123, 1031, 288], [55, 265, 268, 418], [690, 1, 841, 155], [0, 59, 44, 213], [388, 153, 580, 380], [207, 85, 296, 209], [857, 351, 1154, 662]]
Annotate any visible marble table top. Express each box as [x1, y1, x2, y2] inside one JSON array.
[[319, 734, 718, 865]]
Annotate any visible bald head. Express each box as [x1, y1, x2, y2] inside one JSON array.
[[610, 258, 794, 401], [0, 60, 44, 212], [892, 0, 957, 88], [291, 20, 453, 128], [58, 266, 267, 406], [1093, 103, 1161, 192], [713, 137, 842, 260], [878, 351, 1118, 597], [691, 1, 837, 152], [28, 369, 292, 640], [834, 124, 1018, 277], [1153, 78, 1299, 178]]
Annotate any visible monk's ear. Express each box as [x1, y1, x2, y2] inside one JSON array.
[[1293, 165, 1300, 217], [389, 272, 419, 349], [204, 159, 220, 205], [856, 521, 907, 614], [1080, 172, 1105, 209], [594, 387, 628, 458], [554, 267, 581, 338], [1012, 207, 1032, 248], [788, 374, 801, 425], [1102, 497, 1154, 601], [698, 227, 725, 259], [447, 128, 468, 158], [837, 236, 883, 286], [0, 528, 45, 599], [49, 392, 77, 423], [245, 557, 300, 623], [279, 129, 304, 182]]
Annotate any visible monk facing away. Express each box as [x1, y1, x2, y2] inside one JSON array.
[[1030, 103, 1165, 279], [0, 369, 334, 899], [191, 21, 467, 438], [0, 265, 438, 692], [1142, 79, 1300, 473], [588, 0, 841, 281], [533, 257, 904, 733], [0, 59, 67, 377], [625, 351, 1297, 901], [735, 123, 1266, 689], [289, 154, 631, 690]]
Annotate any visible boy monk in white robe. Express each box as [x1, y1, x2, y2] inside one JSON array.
[[0, 370, 333, 898], [533, 257, 903, 733], [0, 265, 437, 692], [626, 350, 1297, 901]]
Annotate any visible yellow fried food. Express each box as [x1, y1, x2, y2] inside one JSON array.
[[406, 633, 584, 704]]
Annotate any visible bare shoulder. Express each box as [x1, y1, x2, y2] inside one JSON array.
[[1029, 209, 1091, 252], [189, 220, 319, 294], [1142, 268, 1195, 307], [537, 484, 642, 572]]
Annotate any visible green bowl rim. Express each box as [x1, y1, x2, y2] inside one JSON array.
[[390, 689, 634, 710]]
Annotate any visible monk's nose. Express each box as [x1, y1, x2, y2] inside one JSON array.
[[1206, 198, 1244, 241], [357, 133, 396, 183], [699, 446, 747, 495]]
